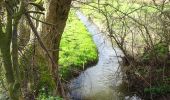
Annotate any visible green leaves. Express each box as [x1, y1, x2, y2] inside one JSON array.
[[144, 85, 170, 94], [142, 42, 169, 63]]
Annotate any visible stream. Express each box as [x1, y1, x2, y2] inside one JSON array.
[[68, 10, 124, 100]]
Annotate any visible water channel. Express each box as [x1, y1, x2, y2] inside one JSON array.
[[68, 10, 124, 100]]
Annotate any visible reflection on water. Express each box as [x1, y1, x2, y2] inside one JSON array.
[[69, 10, 123, 100]]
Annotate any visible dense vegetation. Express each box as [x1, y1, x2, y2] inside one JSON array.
[[77, 0, 170, 99]]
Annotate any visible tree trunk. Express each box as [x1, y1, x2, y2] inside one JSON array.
[[0, 11, 19, 100], [0, 1, 25, 99], [36, 0, 72, 97]]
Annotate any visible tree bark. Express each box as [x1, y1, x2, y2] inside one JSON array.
[[0, 11, 18, 100], [0, 1, 25, 99], [36, 0, 72, 98], [45, 0, 72, 97]]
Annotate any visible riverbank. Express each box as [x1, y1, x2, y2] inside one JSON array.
[[76, 1, 170, 99]]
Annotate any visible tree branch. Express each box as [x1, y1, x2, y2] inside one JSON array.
[[25, 13, 67, 99]]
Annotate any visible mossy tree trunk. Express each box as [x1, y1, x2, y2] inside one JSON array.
[[1, 0, 72, 99], [0, 1, 25, 99], [0, 11, 17, 99], [37, 0, 72, 97]]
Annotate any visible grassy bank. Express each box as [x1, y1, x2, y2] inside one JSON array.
[[59, 9, 98, 80]]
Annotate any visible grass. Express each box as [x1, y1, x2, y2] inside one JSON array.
[[59, 9, 98, 80]]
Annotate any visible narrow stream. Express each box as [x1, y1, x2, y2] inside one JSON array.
[[68, 10, 124, 100]]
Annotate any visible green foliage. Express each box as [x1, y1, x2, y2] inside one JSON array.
[[154, 43, 169, 57], [37, 88, 63, 100], [36, 55, 55, 91], [144, 85, 170, 94], [142, 42, 169, 63], [37, 95, 62, 100], [19, 46, 55, 95], [59, 10, 98, 79]]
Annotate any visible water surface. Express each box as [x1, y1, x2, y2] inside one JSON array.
[[69, 10, 123, 100]]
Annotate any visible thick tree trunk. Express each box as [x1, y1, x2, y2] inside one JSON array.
[[45, 0, 72, 97], [36, 0, 72, 97]]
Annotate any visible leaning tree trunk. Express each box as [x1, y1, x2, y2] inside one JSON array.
[[37, 0, 72, 97]]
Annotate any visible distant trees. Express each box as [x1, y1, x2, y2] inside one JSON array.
[[0, 0, 72, 99]]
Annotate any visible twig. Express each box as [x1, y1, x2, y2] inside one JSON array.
[[28, 14, 56, 26]]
